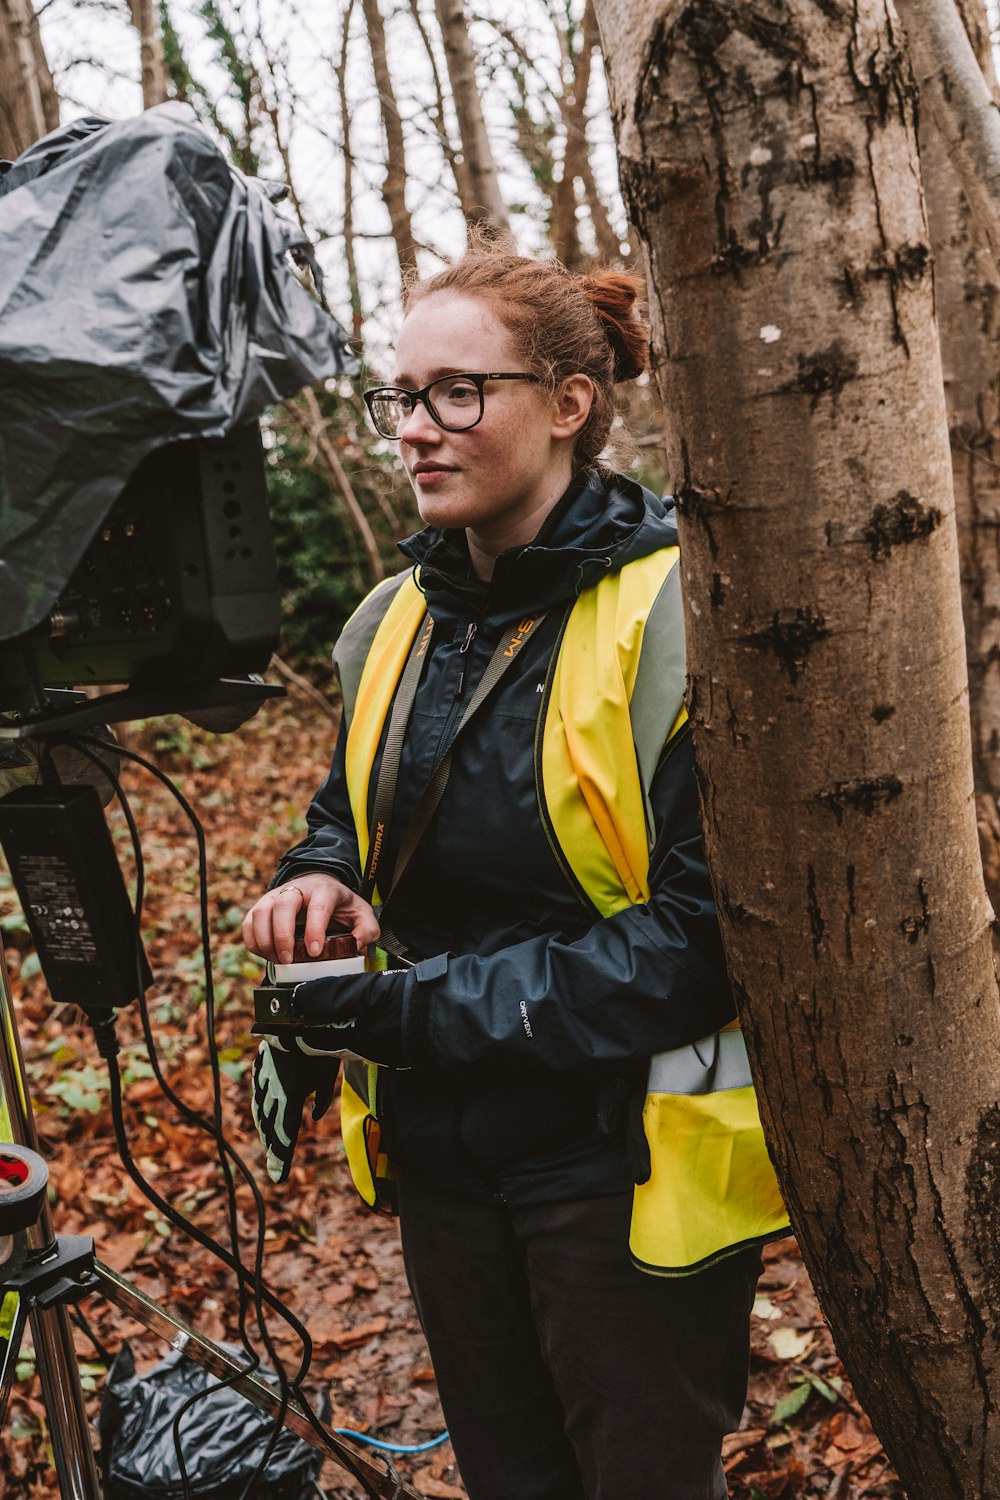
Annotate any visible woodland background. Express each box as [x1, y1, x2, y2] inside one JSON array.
[[3, 0, 997, 1493]]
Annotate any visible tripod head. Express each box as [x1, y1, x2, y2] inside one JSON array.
[[0, 1144, 47, 1277]]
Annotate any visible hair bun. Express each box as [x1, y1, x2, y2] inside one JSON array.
[[578, 271, 649, 383]]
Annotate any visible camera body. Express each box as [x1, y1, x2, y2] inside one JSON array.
[[0, 425, 279, 710]]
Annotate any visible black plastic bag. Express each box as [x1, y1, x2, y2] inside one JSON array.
[[99, 1339, 329, 1499], [0, 102, 358, 641]]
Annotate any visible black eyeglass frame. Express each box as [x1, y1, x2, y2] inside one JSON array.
[[363, 371, 542, 439]]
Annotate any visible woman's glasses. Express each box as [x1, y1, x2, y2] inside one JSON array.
[[364, 371, 540, 440]]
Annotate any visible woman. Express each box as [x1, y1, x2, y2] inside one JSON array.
[[244, 247, 788, 1500]]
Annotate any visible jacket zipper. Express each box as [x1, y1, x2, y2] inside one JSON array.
[[454, 621, 477, 700]]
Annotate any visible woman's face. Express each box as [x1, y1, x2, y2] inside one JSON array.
[[392, 293, 589, 569]]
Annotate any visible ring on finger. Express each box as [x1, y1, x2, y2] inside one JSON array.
[[278, 886, 303, 900]]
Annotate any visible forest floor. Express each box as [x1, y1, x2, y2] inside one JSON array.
[[0, 689, 905, 1500]]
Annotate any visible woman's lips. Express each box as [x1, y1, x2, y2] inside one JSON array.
[[412, 465, 456, 486]]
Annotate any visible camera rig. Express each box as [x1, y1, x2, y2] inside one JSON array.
[[0, 424, 282, 736], [0, 102, 425, 1500]]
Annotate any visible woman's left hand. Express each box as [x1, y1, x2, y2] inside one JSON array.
[[257, 969, 411, 1068]]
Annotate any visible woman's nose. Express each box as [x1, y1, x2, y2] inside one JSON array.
[[399, 399, 440, 443]]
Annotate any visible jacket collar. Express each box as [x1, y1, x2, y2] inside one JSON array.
[[398, 469, 678, 617]]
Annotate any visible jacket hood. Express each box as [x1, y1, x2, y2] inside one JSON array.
[[398, 469, 678, 616]]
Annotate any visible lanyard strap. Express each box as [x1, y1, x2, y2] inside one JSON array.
[[360, 609, 435, 902], [359, 610, 547, 951]]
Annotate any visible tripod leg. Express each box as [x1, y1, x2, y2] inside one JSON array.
[[94, 1262, 424, 1500], [0, 1286, 29, 1428], [0, 948, 103, 1500]]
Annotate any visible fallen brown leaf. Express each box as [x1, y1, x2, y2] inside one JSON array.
[[411, 1466, 466, 1498], [97, 1229, 148, 1273]]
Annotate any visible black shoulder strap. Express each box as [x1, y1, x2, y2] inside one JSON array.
[[359, 610, 434, 903]]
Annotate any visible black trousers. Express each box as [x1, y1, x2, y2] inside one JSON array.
[[397, 1174, 761, 1500]]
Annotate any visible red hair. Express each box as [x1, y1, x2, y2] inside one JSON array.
[[404, 245, 648, 470]]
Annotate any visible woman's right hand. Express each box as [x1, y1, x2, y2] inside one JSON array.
[[242, 873, 381, 965]]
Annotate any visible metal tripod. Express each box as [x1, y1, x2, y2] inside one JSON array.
[[0, 944, 422, 1499]]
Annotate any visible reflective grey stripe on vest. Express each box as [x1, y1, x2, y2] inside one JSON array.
[[333, 570, 413, 733], [647, 1027, 753, 1095], [629, 559, 686, 847]]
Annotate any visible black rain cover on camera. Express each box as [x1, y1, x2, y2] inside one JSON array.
[[0, 103, 358, 642], [99, 1340, 328, 1499]]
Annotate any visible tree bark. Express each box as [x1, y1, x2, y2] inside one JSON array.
[[360, 0, 416, 283], [127, 0, 169, 108], [895, 0, 1000, 268], [433, 0, 510, 239], [920, 6, 1000, 912], [0, 0, 58, 160], [597, 1, 1000, 1494]]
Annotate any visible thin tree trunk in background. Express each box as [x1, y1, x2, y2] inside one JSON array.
[[406, 0, 476, 219], [574, 0, 622, 262], [293, 388, 384, 586], [921, 0, 1000, 911], [579, 141, 621, 263], [551, 0, 601, 267], [360, 0, 416, 283], [895, 0, 1000, 266], [598, 1, 1000, 1494], [127, 0, 169, 108], [0, 0, 58, 159], [336, 0, 364, 353], [433, 0, 510, 239]]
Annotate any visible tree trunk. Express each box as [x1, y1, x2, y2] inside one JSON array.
[[0, 0, 58, 160], [292, 387, 384, 587], [127, 0, 169, 108], [895, 0, 1000, 268], [920, 6, 1000, 913], [406, 0, 477, 223], [433, 0, 510, 239], [597, 1, 1000, 1494], [578, 136, 622, 264], [551, 0, 604, 267], [337, 0, 364, 354], [360, 0, 416, 283]]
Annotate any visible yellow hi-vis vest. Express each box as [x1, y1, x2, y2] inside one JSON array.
[[334, 549, 790, 1275]]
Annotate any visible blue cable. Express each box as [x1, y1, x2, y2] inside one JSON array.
[[335, 1426, 450, 1455]]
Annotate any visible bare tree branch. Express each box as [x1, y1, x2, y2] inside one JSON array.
[[269, 652, 340, 722], [289, 386, 385, 586]]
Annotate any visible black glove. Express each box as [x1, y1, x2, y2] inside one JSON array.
[[287, 968, 410, 1068], [250, 1037, 339, 1184]]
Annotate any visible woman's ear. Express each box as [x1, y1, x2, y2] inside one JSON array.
[[551, 374, 594, 440]]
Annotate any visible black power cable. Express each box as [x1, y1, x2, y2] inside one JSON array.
[[64, 734, 385, 1500], [68, 738, 295, 1500], [66, 738, 290, 1500]]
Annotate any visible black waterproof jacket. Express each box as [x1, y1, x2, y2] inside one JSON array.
[[274, 470, 737, 1205]]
